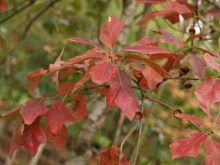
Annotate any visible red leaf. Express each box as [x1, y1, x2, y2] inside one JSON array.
[[73, 65, 93, 91], [99, 146, 119, 165], [46, 100, 73, 134], [68, 37, 102, 49], [19, 120, 47, 155], [208, 9, 220, 18], [138, 11, 163, 25], [57, 82, 75, 95], [122, 37, 168, 54], [72, 93, 88, 121], [204, 53, 220, 72], [156, 30, 183, 47], [66, 49, 104, 68], [142, 66, 163, 90], [90, 60, 116, 84], [204, 141, 220, 165], [137, 0, 164, 4], [46, 125, 69, 150], [175, 113, 204, 127], [125, 54, 172, 78], [163, 1, 191, 14], [49, 48, 65, 84], [0, 0, 7, 13], [27, 68, 47, 95], [107, 71, 139, 120], [194, 78, 220, 118], [119, 160, 130, 165], [189, 55, 205, 79], [169, 132, 208, 159], [20, 98, 47, 125], [99, 16, 124, 48]]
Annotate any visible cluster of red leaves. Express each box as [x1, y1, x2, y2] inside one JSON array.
[[2, 0, 220, 164]]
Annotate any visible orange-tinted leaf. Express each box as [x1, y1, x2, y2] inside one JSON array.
[[175, 113, 204, 127], [72, 93, 88, 121], [46, 125, 69, 150], [107, 71, 138, 120], [194, 78, 220, 118], [170, 132, 208, 159], [99, 146, 119, 165], [68, 37, 102, 49], [99, 16, 124, 48], [204, 141, 220, 165], [57, 82, 75, 95], [142, 66, 163, 90], [19, 120, 47, 155], [20, 98, 47, 125], [46, 100, 73, 134], [27, 68, 47, 95], [90, 60, 116, 84], [189, 55, 205, 79], [204, 53, 220, 72]]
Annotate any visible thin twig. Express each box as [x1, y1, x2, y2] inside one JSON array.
[[20, 0, 62, 40], [145, 96, 175, 111], [113, 112, 125, 144], [0, 0, 37, 25], [120, 126, 137, 159]]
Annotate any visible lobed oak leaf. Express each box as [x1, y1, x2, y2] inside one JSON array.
[[68, 37, 102, 49], [194, 78, 220, 118], [204, 141, 220, 165], [107, 71, 138, 120], [99, 145, 119, 165], [72, 93, 88, 121], [90, 60, 116, 84], [20, 98, 47, 125], [46, 100, 73, 134], [204, 53, 220, 72], [46, 125, 69, 150], [99, 16, 124, 48], [19, 120, 47, 155], [27, 67, 47, 95], [189, 55, 205, 79], [169, 132, 208, 159], [174, 113, 204, 127], [142, 66, 163, 90]]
